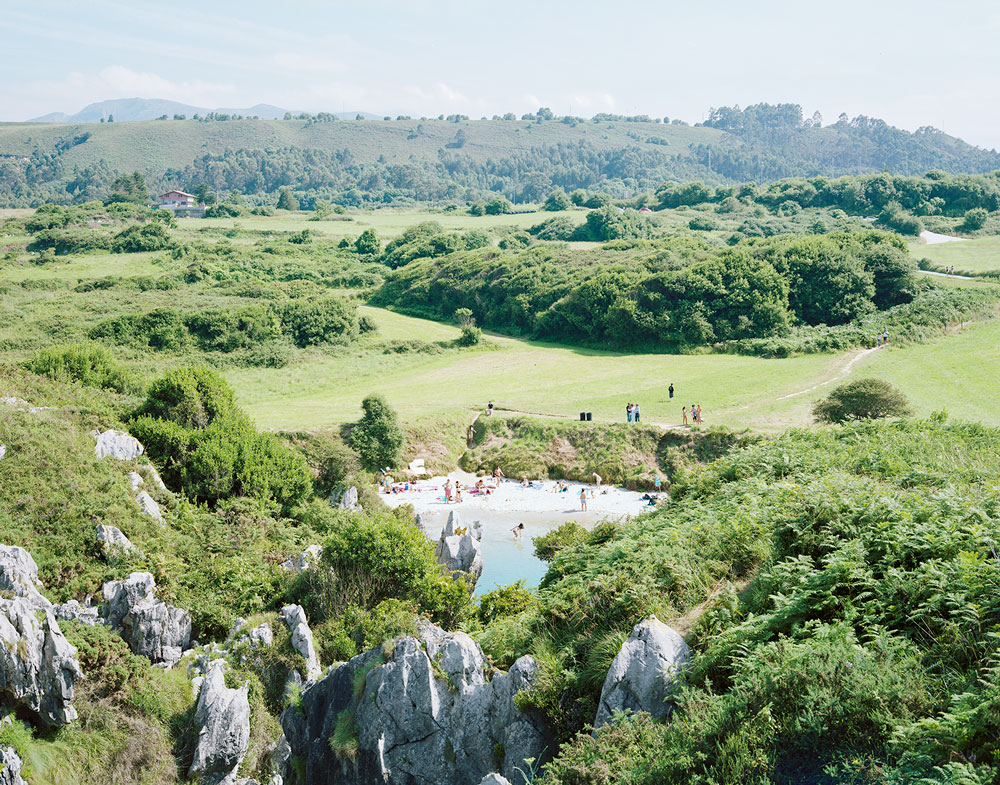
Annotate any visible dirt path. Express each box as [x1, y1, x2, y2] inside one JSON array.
[[775, 344, 882, 401]]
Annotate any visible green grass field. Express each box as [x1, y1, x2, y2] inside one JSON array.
[[191, 207, 590, 242], [910, 235, 1000, 273], [227, 305, 1000, 434]]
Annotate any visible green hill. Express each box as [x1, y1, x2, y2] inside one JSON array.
[[1, 103, 999, 208]]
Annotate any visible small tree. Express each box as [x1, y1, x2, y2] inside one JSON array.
[[543, 190, 571, 212], [349, 394, 405, 470], [355, 228, 380, 255], [961, 207, 988, 232], [454, 308, 481, 346], [813, 378, 912, 424], [276, 188, 299, 211], [484, 196, 512, 215]]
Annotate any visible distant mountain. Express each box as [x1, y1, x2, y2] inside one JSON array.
[[28, 98, 382, 123]]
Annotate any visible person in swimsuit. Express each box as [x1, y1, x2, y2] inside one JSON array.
[[682, 406, 688, 426], [580, 487, 588, 511], [511, 522, 525, 539]]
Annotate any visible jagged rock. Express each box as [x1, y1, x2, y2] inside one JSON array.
[[96, 524, 139, 558], [237, 623, 274, 651], [338, 486, 359, 510], [594, 615, 691, 729], [0, 599, 81, 728], [0, 397, 28, 410], [144, 463, 168, 492], [434, 511, 483, 585], [0, 445, 6, 461], [280, 544, 323, 573], [102, 572, 191, 666], [0, 745, 27, 785], [128, 471, 144, 491], [54, 599, 101, 627], [189, 661, 251, 785], [135, 490, 163, 522], [280, 620, 550, 785], [93, 429, 144, 461], [280, 605, 320, 681], [0, 544, 50, 609], [479, 775, 512, 785]]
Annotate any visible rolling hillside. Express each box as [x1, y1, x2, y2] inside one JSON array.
[[1, 103, 999, 207]]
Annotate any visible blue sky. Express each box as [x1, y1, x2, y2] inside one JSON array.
[[4, 0, 1000, 148]]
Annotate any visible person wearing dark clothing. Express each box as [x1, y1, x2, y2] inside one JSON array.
[[668, 383, 674, 399]]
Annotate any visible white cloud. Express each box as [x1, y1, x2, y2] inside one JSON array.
[[271, 52, 346, 75]]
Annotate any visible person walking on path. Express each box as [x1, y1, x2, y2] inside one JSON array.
[[883, 328, 889, 345], [682, 406, 688, 426], [634, 403, 641, 423], [487, 400, 494, 416], [668, 383, 674, 400], [580, 487, 588, 511]]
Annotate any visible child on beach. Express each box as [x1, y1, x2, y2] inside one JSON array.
[[511, 523, 524, 539]]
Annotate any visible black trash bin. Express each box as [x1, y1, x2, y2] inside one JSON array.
[[580, 412, 586, 421], [586, 412, 593, 421]]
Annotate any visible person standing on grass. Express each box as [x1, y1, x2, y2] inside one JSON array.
[[668, 383, 674, 400], [634, 403, 640, 423], [682, 406, 688, 426], [580, 487, 588, 511], [697, 404, 703, 423], [626, 402, 633, 422]]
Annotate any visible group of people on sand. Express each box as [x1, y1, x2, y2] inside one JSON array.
[[681, 404, 704, 426], [875, 328, 890, 348]]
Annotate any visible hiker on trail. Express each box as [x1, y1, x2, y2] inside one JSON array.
[[634, 403, 640, 422], [668, 383, 674, 399], [593, 472, 602, 490], [580, 487, 588, 511], [682, 406, 688, 426], [487, 400, 494, 416], [877, 334, 882, 348], [511, 522, 525, 539], [883, 328, 889, 344], [626, 402, 633, 422]]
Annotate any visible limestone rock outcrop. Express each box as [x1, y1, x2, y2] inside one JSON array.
[[0, 599, 81, 727], [0, 745, 27, 785], [189, 661, 251, 785], [0, 545, 50, 609], [281, 620, 550, 785], [593, 615, 691, 729], [54, 599, 100, 626], [0, 444, 6, 462], [102, 572, 191, 666], [96, 524, 139, 558], [135, 490, 163, 522], [479, 775, 512, 785], [93, 429, 144, 461], [280, 605, 320, 681], [338, 486, 359, 510], [434, 512, 483, 585], [280, 544, 323, 573]]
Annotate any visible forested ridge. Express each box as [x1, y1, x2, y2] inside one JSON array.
[[2, 103, 999, 207]]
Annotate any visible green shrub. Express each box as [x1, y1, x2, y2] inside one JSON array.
[[478, 581, 536, 626], [543, 191, 571, 211], [812, 378, 912, 423], [134, 365, 237, 428], [111, 222, 173, 253], [533, 522, 588, 562], [688, 215, 718, 231], [961, 207, 988, 231], [23, 343, 142, 394], [280, 297, 360, 347], [348, 394, 405, 470], [185, 306, 281, 352]]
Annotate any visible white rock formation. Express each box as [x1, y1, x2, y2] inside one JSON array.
[[434, 511, 483, 584], [0, 599, 81, 727], [0, 544, 50, 609], [96, 524, 139, 558], [102, 572, 191, 666], [280, 605, 321, 681], [280, 544, 323, 573], [135, 490, 163, 522], [593, 615, 691, 729], [93, 429, 144, 460], [189, 661, 251, 785], [280, 620, 550, 785], [0, 745, 27, 785]]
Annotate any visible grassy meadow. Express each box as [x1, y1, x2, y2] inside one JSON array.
[[910, 234, 1000, 273]]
